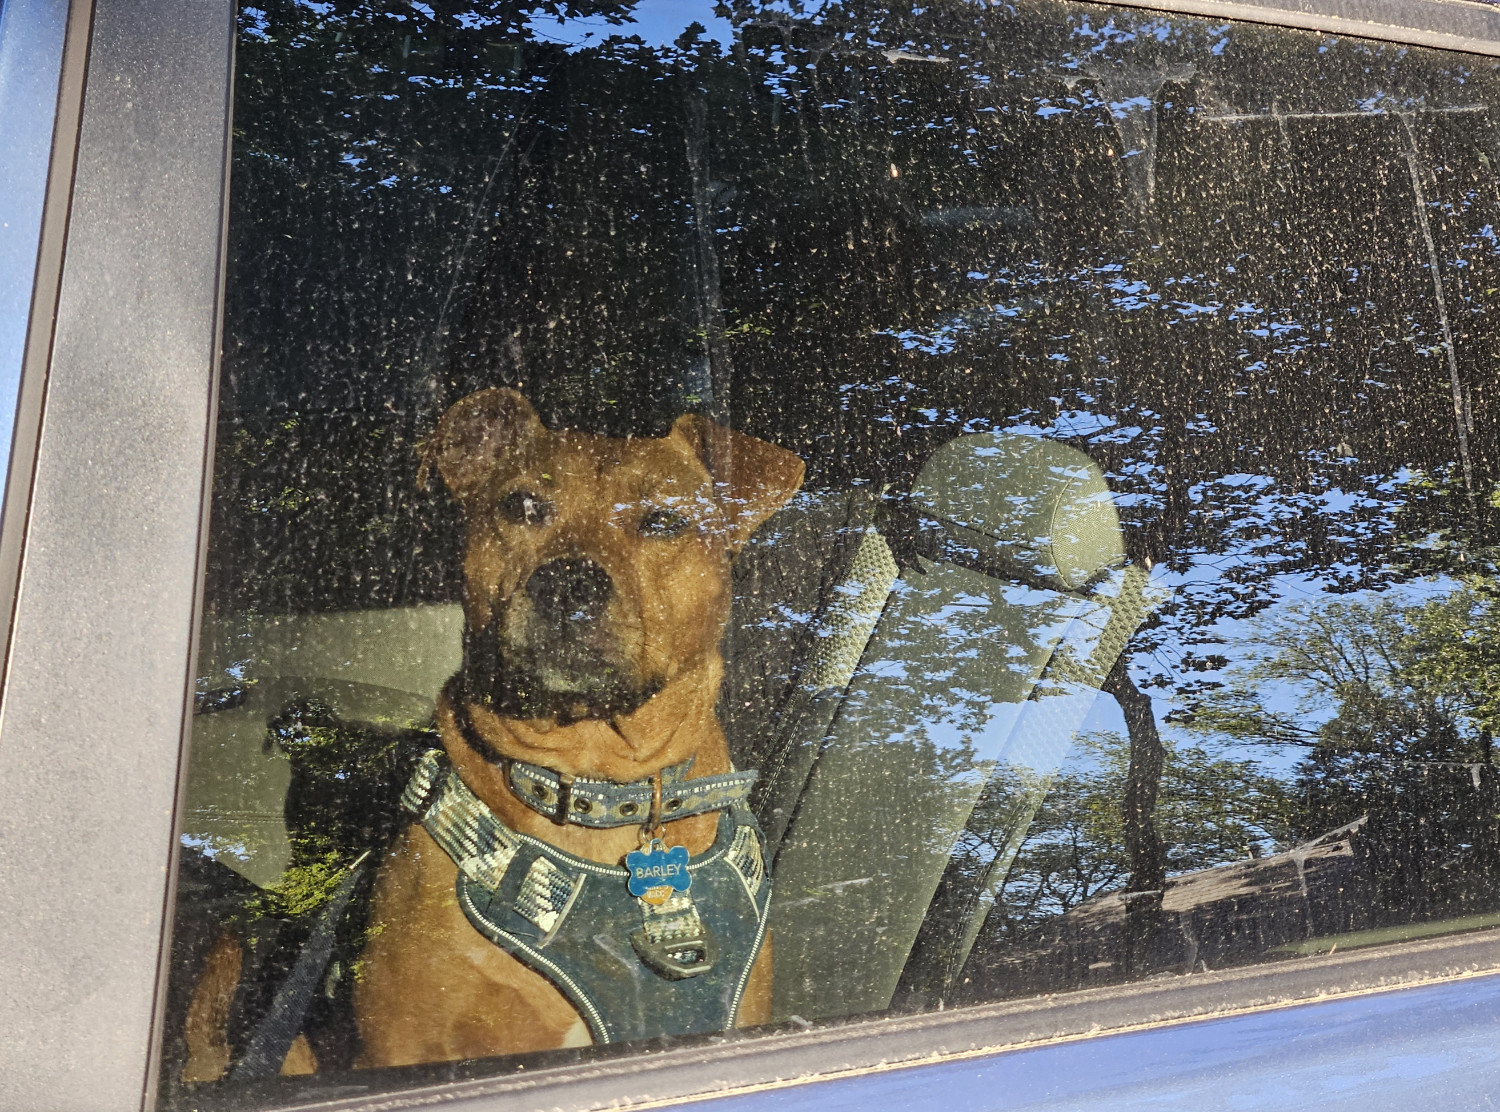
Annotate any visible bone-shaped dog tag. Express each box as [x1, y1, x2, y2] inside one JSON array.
[[626, 838, 691, 904], [626, 840, 718, 979]]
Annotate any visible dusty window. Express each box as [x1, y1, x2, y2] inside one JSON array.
[[161, 0, 1500, 1105]]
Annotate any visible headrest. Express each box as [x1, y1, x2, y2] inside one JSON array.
[[908, 432, 1124, 593]]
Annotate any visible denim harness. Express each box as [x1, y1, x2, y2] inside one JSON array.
[[400, 749, 771, 1045]]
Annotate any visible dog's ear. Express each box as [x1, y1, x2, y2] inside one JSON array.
[[672, 414, 805, 553], [420, 388, 542, 497]]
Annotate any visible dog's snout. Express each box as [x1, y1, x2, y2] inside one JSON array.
[[526, 558, 614, 624]]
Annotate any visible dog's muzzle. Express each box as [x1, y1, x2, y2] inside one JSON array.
[[463, 557, 656, 720], [526, 557, 613, 626]]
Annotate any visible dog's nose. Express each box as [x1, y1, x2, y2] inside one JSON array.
[[525, 558, 614, 624]]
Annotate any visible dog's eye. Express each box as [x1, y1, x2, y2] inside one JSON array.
[[499, 490, 554, 526], [639, 508, 690, 537]]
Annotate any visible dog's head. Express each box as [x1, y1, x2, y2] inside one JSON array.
[[425, 388, 804, 731]]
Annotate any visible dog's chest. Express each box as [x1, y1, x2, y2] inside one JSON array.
[[385, 750, 772, 1047], [451, 815, 769, 1044]]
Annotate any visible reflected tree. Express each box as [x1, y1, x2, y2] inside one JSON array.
[[1190, 583, 1500, 834], [983, 730, 1290, 942], [202, 0, 1500, 1003], [1186, 581, 1500, 921]]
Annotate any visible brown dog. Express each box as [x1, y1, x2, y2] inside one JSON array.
[[184, 389, 803, 1076], [355, 389, 802, 1065]]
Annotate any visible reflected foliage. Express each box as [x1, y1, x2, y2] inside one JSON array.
[[982, 731, 1292, 942], [171, 0, 1500, 1095], [211, 0, 1500, 613]]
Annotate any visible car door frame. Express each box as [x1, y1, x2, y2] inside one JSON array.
[[3, 0, 1500, 1108]]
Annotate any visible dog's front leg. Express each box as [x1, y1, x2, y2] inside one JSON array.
[[181, 930, 319, 1081], [182, 930, 242, 1082], [355, 824, 592, 1067]]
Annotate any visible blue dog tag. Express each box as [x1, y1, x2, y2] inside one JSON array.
[[626, 839, 691, 904]]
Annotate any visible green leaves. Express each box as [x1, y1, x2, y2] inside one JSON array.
[[1184, 579, 1500, 837]]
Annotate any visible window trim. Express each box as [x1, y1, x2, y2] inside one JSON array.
[[186, 928, 1500, 1112], [2, 0, 1500, 1108], [0, 0, 232, 1108], [0, 0, 92, 709]]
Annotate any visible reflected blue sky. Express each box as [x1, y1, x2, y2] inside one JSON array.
[[527, 0, 734, 51], [1150, 570, 1457, 780], [0, 0, 69, 497]]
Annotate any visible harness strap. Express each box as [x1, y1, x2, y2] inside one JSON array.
[[402, 749, 524, 885], [403, 749, 770, 1045]]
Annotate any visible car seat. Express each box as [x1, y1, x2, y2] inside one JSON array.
[[758, 431, 1153, 1021]]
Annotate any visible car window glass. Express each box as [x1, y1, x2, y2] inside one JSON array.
[[161, 0, 1500, 1105]]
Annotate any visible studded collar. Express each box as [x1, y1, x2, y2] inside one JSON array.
[[448, 689, 758, 829]]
